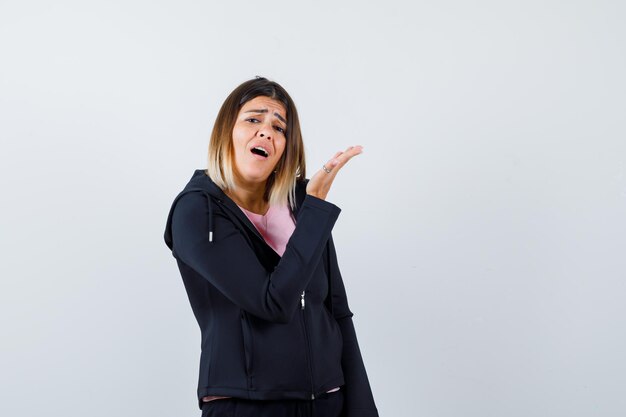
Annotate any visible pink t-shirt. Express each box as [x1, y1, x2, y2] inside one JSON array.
[[201, 202, 339, 402], [238, 203, 296, 256]]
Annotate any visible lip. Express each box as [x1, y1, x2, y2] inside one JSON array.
[[248, 142, 272, 158]]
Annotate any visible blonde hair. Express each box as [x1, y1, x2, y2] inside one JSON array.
[[206, 77, 306, 210]]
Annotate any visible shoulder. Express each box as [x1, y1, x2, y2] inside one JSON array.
[[170, 191, 207, 226], [172, 189, 226, 219], [175, 189, 207, 208]]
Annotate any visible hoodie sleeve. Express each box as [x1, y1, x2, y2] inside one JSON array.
[[328, 234, 379, 417], [170, 190, 341, 323]]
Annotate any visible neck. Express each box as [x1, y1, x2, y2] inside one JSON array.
[[225, 178, 269, 215]]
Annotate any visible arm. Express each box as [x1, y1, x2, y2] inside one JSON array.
[[328, 234, 379, 417], [171, 191, 341, 323]]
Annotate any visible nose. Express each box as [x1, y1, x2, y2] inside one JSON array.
[[258, 121, 273, 140]]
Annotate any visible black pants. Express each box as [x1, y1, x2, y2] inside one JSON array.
[[200, 390, 344, 417]]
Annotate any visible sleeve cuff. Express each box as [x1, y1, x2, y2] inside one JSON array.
[[302, 194, 341, 214]]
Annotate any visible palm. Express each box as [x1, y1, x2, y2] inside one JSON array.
[[306, 145, 363, 200]]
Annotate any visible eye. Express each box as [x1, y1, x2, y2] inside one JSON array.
[[245, 118, 286, 134]]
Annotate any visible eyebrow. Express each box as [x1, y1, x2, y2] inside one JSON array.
[[244, 109, 287, 124]]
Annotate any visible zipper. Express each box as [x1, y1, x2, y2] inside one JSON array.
[[300, 290, 316, 400]]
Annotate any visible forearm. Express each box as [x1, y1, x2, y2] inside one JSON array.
[[172, 191, 341, 323]]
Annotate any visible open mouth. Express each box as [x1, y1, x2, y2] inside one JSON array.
[[251, 146, 269, 158]]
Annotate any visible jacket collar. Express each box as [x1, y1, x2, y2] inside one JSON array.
[[178, 169, 308, 251]]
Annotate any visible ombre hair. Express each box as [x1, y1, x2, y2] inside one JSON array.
[[206, 76, 306, 210]]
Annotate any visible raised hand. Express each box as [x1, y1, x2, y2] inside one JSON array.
[[306, 145, 364, 200]]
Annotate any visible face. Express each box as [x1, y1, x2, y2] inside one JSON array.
[[231, 96, 287, 186]]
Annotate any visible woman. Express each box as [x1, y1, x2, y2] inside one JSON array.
[[164, 77, 378, 417]]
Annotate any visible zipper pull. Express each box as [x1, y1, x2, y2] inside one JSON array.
[[301, 290, 305, 310]]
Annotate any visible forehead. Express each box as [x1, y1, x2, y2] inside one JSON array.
[[240, 96, 287, 119]]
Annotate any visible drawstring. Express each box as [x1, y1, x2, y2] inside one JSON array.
[[205, 191, 214, 243]]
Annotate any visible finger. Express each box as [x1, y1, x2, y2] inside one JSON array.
[[331, 151, 343, 160], [340, 145, 363, 159], [322, 146, 363, 174], [323, 157, 340, 172], [322, 151, 344, 170], [333, 146, 363, 167]]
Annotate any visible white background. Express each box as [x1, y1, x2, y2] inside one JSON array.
[[1, 1, 625, 416]]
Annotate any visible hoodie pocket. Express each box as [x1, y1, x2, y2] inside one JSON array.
[[309, 304, 344, 386], [244, 314, 310, 392], [239, 311, 254, 389]]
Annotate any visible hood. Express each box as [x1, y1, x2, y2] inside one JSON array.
[[164, 169, 308, 256]]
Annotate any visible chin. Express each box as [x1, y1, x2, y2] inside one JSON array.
[[237, 170, 272, 184]]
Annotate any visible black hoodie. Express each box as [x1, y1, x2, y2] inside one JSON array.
[[164, 169, 378, 416]]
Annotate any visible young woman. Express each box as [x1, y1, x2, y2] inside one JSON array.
[[164, 77, 378, 417]]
